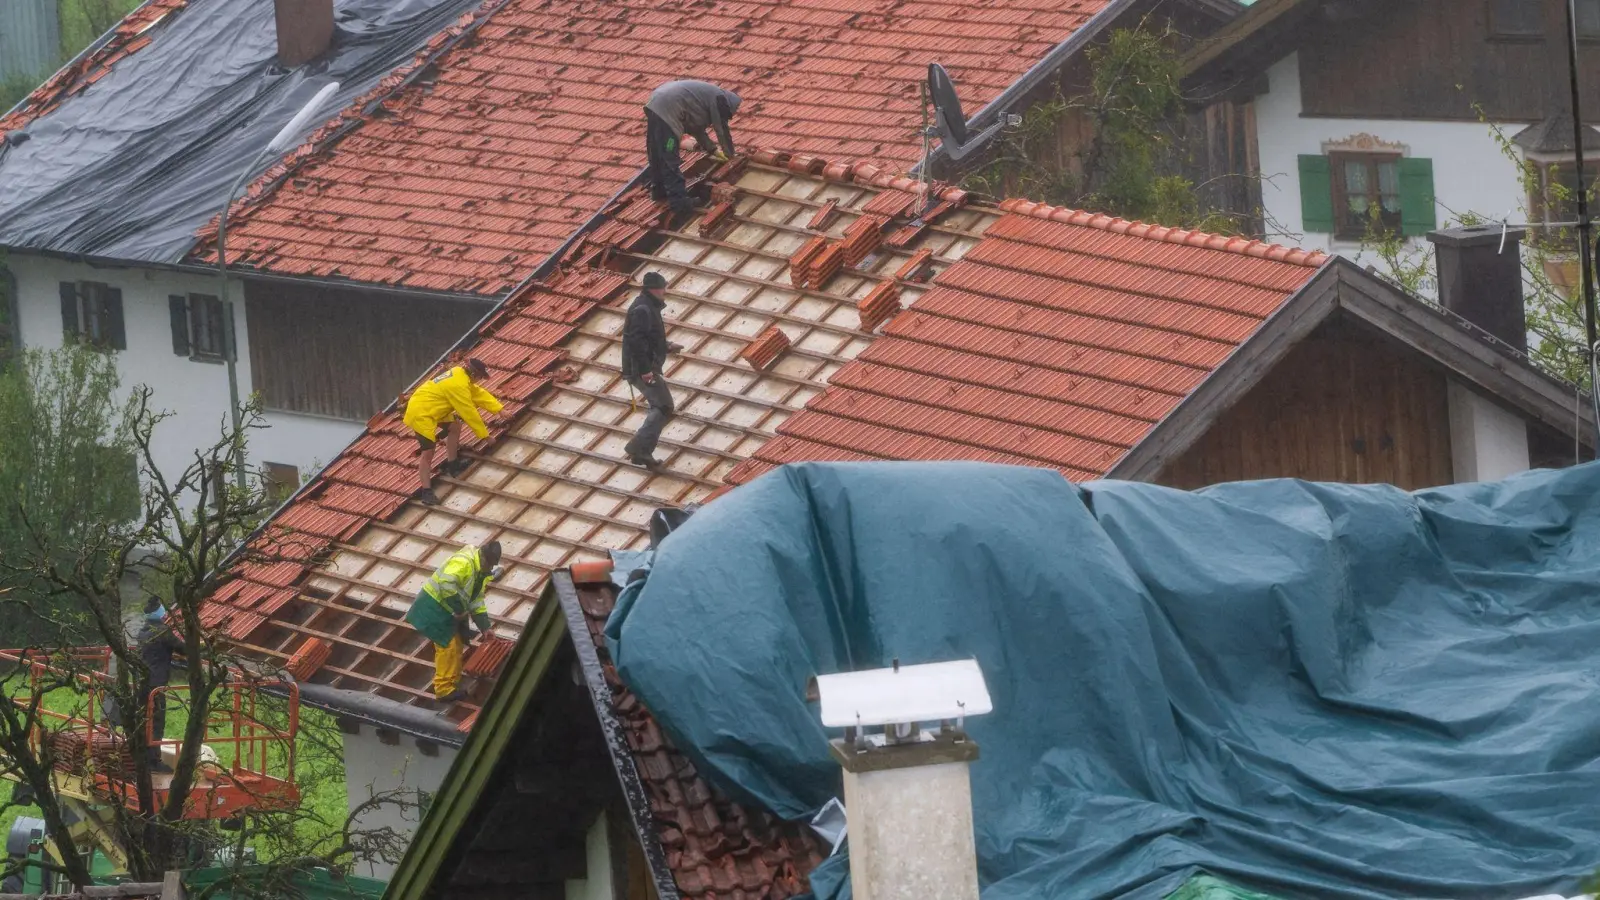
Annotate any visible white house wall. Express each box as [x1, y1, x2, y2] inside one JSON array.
[[342, 727, 458, 881], [1254, 52, 1528, 297], [9, 254, 359, 484]]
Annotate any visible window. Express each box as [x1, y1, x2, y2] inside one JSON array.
[[1530, 160, 1600, 242], [58, 281, 126, 351], [1489, 0, 1543, 39], [168, 293, 229, 361], [1330, 153, 1402, 239], [1298, 154, 1436, 240], [262, 463, 300, 504], [1581, 0, 1600, 38]]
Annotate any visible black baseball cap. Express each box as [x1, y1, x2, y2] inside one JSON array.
[[642, 272, 667, 290], [466, 358, 489, 379]]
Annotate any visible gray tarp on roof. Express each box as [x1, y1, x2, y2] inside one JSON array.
[[0, 0, 483, 262]]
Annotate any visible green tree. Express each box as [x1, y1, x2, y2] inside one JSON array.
[[0, 389, 415, 889], [0, 343, 139, 645], [961, 22, 1242, 234]]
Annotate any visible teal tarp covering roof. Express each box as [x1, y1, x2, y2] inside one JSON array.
[[607, 461, 1600, 900]]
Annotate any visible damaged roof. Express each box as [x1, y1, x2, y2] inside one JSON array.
[[193, 0, 1137, 294], [205, 150, 1328, 732], [0, 0, 491, 262]]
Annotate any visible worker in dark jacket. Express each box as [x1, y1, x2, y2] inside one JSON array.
[[621, 272, 682, 469], [136, 597, 181, 772], [644, 80, 742, 218]]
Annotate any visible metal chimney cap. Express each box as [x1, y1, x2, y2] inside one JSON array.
[[1427, 224, 1525, 249], [816, 658, 992, 728]]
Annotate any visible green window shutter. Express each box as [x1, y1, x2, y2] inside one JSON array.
[[1298, 155, 1334, 233], [1399, 157, 1437, 236], [102, 287, 126, 351]]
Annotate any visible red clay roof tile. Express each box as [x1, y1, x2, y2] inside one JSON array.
[[192, 0, 1119, 294]]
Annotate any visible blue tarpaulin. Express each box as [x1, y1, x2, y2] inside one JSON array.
[[606, 461, 1600, 900]]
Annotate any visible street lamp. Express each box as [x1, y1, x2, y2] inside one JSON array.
[[215, 81, 340, 490]]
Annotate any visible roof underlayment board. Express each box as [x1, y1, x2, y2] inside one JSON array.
[[209, 152, 1328, 730]]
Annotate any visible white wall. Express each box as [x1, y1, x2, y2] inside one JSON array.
[[342, 727, 459, 881], [565, 812, 616, 900], [9, 254, 360, 484], [1448, 381, 1531, 482], [1254, 52, 1529, 297]]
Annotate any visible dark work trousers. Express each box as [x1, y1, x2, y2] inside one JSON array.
[[626, 374, 676, 460], [645, 109, 693, 216]]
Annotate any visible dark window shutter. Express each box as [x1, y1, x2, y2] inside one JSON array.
[[1399, 157, 1437, 236], [102, 287, 126, 351], [1298, 155, 1334, 234], [169, 295, 191, 356], [59, 282, 79, 338]]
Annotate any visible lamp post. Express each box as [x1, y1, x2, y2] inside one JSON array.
[[1561, 0, 1600, 452], [215, 81, 340, 490]]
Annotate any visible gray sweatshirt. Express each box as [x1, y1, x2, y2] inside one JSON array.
[[645, 80, 742, 156]]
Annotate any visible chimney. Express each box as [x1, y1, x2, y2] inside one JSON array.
[[816, 659, 992, 900], [1426, 224, 1527, 351], [273, 0, 334, 68]]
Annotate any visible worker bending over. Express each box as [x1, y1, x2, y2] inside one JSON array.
[[406, 541, 503, 703], [404, 358, 502, 506], [622, 272, 683, 469], [644, 79, 742, 218]]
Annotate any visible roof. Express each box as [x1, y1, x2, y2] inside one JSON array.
[[1179, 0, 1316, 91], [194, 0, 1138, 295], [1513, 111, 1600, 157], [205, 150, 1329, 730], [383, 571, 826, 900], [0, 0, 490, 262]]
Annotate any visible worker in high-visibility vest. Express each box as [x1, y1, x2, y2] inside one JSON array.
[[406, 541, 502, 703], [404, 357, 503, 506]]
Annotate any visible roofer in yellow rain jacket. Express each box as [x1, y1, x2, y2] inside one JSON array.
[[406, 541, 503, 703], [404, 357, 502, 506]]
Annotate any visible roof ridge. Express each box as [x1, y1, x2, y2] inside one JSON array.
[[996, 198, 1330, 267]]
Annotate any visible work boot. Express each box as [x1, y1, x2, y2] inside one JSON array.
[[414, 487, 441, 506], [441, 458, 472, 478], [629, 454, 664, 472], [435, 689, 466, 705]]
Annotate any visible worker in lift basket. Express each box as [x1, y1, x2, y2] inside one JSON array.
[[403, 357, 502, 507], [644, 79, 742, 218], [406, 541, 503, 703]]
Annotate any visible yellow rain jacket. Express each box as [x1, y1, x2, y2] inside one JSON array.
[[404, 366, 503, 440]]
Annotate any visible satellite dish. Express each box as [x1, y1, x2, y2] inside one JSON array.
[[927, 63, 1006, 164]]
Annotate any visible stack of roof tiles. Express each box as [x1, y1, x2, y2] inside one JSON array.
[[573, 578, 826, 900], [194, 0, 1118, 294]]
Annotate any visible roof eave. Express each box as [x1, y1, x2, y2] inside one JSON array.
[[381, 580, 571, 900]]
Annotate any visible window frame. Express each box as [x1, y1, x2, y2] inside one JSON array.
[[1329, 151, 1404, 241], [187, 293, 228, 361], [1529, 158, 1600, 243], [1488, 0, 1545, 40], [262, 462, 300, 505], [61, 281, 126, 351]]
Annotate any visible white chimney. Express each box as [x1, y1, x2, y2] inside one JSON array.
[[273, 0, 334, 68], [816, 659, 992, 900]]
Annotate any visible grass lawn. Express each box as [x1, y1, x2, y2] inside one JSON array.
[[0, 680, 351, 866]]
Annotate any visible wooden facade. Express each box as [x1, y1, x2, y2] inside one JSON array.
[[1159, 316, 1457, 490], [1299, 0, 1600, 122], [245, 282, 488, 422]]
